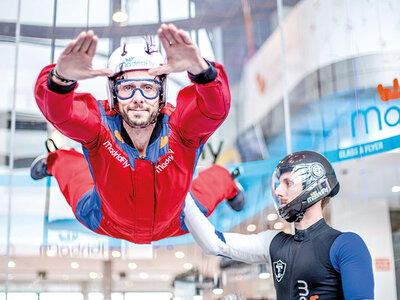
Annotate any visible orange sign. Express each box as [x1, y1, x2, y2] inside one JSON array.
[[377, 78, 400, 102], [375, 258, 391, 271]]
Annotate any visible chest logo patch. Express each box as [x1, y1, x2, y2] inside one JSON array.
[[273, 260, 287, 282], [160, 136, 168, 149]]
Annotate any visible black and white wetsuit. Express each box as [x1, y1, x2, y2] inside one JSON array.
[[183, 193, 374, 300]]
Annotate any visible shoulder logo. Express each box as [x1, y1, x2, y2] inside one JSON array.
[[273, 260, 286, 282]]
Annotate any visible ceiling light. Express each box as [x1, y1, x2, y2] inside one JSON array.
[[139, 272, 149, 279], [194, 288, 203, 300], [71, 262, 79, 269], [392, 186, 400, 192], [112, 11, 128, 23], [112, 250, 121, 258], [259, 264, 270, 279], [267, 213, 278, 221], [212, 287, 223, 295], [8, 261, 16, 268], [183, 263, 193, 270], [89, 272, 98, 279], [259, 272, 271, 279], [128, 262, 137, 270], [247, 224, 256, 232], [274, 222, 284, 230], [213, 275, 223, 295], [175, 251, 185, 259]]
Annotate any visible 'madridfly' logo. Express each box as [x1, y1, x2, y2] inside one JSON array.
[[116, 56, 156, 72], [306, 187, 329, 203]]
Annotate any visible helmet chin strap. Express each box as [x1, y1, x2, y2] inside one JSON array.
[[293, 211, 305, 223], [284, 201, 307, 223]]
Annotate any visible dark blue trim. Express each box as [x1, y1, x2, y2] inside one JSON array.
[[217, 254, 232, 259], [215, 230, 226, 244], [194, 143, 205, 171], [73, 147, 103, 231], [180, 191, 208, 232], [75, 188, 103, 231]]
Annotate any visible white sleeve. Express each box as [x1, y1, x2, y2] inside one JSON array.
[[183, 192, 280, 264]]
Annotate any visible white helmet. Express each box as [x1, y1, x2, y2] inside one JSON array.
[[106, 43, 167, 110]]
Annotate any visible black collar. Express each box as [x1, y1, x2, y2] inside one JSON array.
[[294, 218, 326, 242]]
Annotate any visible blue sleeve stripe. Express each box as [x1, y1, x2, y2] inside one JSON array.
[[215, 229, 226, 244], [180, 191, 208, 232], [330, 232, 374, 299]]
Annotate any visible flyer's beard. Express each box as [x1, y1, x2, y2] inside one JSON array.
[[121, 106, 158, 129]]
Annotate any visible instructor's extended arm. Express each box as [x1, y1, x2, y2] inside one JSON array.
[[183, 192, 279, 264]]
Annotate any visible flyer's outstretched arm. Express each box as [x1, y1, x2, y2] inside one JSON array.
[[149, 23, 209, 76], [55, 30, 112, 82]]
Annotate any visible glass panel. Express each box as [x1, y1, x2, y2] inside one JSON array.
[[111, 293, 124, 300], [0, 42, 16, 112], [15, 43, 51, 112], [126, 0, 158, 25], [40, 293, 83, 300], [0, 1, 17, 22], [160, 0, 189, 22], [88, 293, 103, 300], [56, 0, 110, 27], [88, 293, 124, 300], [197, 29, 215, 62], [88, 0, 110, 27], [56, 0, 89, 26], [125, 292, 172, 300], [20, 0, 54, 25], [0, 293, 38, 300]]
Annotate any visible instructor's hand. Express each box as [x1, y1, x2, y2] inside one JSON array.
[[148, 23, 209, 76], [55, 30, 113, 81]]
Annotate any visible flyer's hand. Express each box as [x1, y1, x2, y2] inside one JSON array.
[[55, 30, 113, 81], [148, 23, 209, 76]]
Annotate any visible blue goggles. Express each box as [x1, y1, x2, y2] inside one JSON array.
[[114, 79, 161, 100]]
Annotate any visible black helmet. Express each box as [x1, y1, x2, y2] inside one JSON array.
[[271, 151, 340, 223]]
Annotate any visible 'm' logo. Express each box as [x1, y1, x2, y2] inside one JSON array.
[[273, 260, 286, 282]]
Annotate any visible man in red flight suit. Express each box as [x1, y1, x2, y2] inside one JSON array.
[[31, 23, 239, 244]]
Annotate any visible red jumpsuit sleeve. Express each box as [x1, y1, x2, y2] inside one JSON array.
[[170, 62, 231, 148], [34, 64, 101, 146]]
